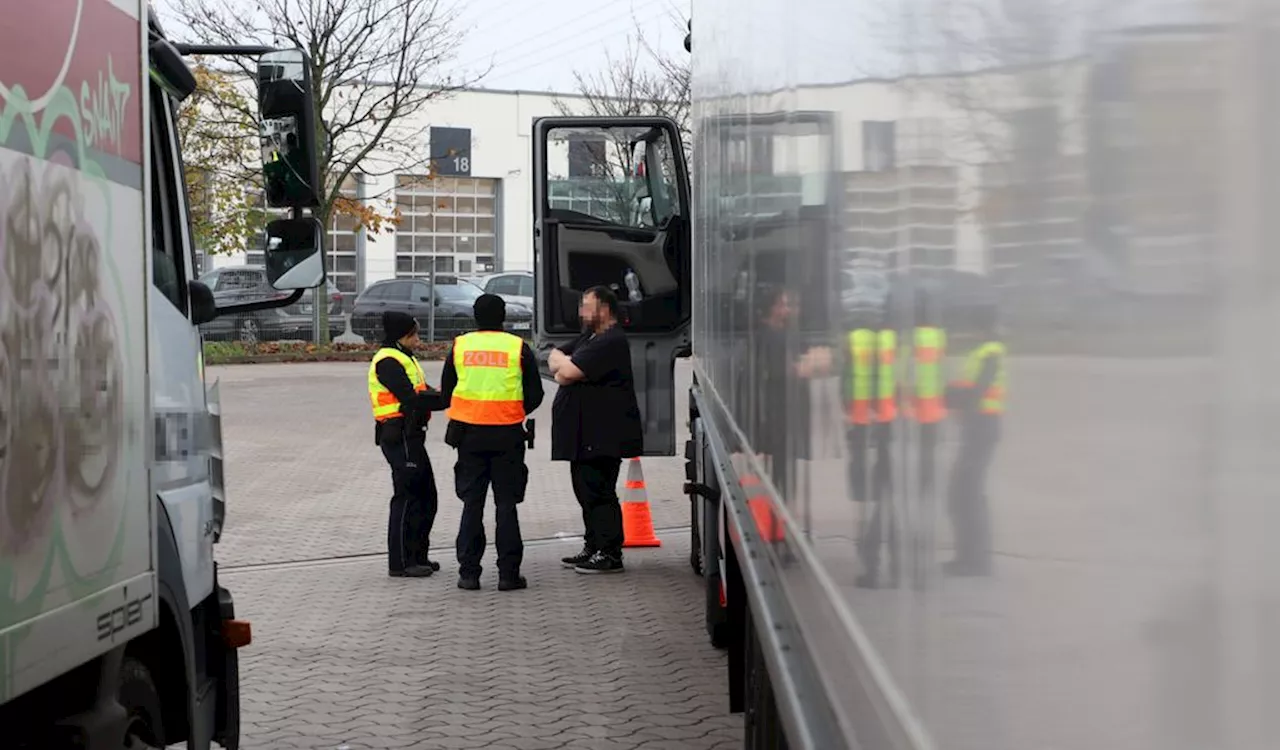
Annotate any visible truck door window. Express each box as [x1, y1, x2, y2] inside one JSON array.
[[149, 84, 189, 315], [547, 126, 681, 229], [539, 121, 691, 334]]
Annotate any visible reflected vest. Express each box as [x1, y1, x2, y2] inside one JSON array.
[[958, 341, 1007, 415], [913, 326, 947, 424], [848, 329, 897, 425], [368, 347, 427, 421], [446, 331, 526, 426]]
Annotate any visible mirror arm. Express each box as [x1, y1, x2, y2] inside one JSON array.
[[173, 43, 276, 57], [216, 287, 305, 316]]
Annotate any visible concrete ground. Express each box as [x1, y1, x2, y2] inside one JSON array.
[[209, 360, 737, 750]]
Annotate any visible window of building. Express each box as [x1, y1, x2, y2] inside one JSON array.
[[327, 174, 362, 295], [394, 174, 500, 279], [863, 121, 896, 172]]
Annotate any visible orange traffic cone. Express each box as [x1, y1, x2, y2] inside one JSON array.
[[621, 458, 662, 547], [741, 473, 784, 542]]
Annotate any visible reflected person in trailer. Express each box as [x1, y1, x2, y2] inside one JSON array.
[[943, 303, 1006, 577]]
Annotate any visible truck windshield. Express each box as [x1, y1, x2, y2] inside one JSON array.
[[544, 125, 682, 228]]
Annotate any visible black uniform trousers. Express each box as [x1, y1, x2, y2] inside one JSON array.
[[947, 415, 1001, 571], [570, 457, 625, 558], [849, 422, 897, 578], [455, 441, 528, 579], [381, 436, 439, 573]]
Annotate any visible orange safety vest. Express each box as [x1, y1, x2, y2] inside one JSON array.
[[952, 341, 1007, 415], [848, 329, 897, 424], [368, 347, 428, 422], [446, 330, 526, 425], [913, 326, 947, 423]]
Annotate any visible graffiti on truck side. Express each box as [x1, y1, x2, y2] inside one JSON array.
[[0, 44, 141, 701], [80, 56, 132, 156]]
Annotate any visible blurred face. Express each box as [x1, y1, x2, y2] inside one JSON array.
[[399, 325, 421, 349], [579, 292, 611, 331], [767, 291, 795, 328]]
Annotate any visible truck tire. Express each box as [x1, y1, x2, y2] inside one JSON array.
[[119, 657, 166, 749]]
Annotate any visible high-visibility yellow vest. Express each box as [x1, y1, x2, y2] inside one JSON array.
[[368, 347, 427, 422], [913, 326, 947, 423], [848, 329, 897, 424], [956, 341, 1007, 415], [446, 331, 526, 426]]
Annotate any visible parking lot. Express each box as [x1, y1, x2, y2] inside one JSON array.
[[210, 360, 736, 750]]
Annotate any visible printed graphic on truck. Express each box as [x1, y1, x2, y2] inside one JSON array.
[[0, 0, 150, 703]]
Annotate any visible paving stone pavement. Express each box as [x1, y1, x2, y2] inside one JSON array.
[[210, 360, 737, 748], [226, 531, 740, 750], [207, 361, 694, 568]]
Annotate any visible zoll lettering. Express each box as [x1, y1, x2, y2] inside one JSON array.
[[462, 350, 510, 368]]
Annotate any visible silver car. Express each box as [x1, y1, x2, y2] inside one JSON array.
[[475, 271, 534, 311]]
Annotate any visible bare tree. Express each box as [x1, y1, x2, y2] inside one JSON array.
[[547, 16, 691, 226], [166, 0, 480, 344], [554, 14, 691, 150]]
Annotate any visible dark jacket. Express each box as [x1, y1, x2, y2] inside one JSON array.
[[373, 342, 448, 446], [550, 325, 643, 461], [751, 325, 812, 461], [439, 330, 545, 451]]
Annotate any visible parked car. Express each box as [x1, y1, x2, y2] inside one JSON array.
[[476, 270, 534, 310], [350, 276, 534, 343], [197, 265, 344, 343]]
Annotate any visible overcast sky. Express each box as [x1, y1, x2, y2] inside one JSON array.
[[156, 0, 690, 94], [449, 0, 689, 92]]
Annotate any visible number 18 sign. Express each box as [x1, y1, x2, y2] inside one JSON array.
[[430, 126, 472, 176]]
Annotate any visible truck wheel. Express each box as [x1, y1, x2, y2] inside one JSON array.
[[119, 657, 166, 749]]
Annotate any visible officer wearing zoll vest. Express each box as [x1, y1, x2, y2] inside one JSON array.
[[944, 303, 1006, 577], [845, 308, 900, 589], [370, 311, 449, 579], [908, 296, 947, 587], [438, 294, 544, 592]]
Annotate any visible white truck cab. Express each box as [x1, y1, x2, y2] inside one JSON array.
[[0, 3, 329, 748]]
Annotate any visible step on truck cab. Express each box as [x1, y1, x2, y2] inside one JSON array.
[[0, 2, 328, 748]]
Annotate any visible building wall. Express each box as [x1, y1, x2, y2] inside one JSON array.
[[210, 86, 593, 292]]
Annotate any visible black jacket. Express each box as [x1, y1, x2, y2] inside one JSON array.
[[439, 330, 545, 451], [550, 326, 643, 461], [373, 343, 449, 446]]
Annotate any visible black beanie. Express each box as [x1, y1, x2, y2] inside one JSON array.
[[382, 310, 418, 344], [473, 293, 506, 330]]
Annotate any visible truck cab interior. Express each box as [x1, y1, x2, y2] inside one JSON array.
[[534, 119, 691, 334]]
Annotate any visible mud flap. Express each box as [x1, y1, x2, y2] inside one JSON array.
[[213, 584, 241, 750]]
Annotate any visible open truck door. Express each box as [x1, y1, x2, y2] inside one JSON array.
[[531, 116, 691, 456]]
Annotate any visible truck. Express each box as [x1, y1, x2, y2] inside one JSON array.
[[0, 2, 329, 747], [534, 5, 1276, 750]]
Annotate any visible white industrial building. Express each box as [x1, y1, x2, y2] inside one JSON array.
[[207, 86, 595, 297]]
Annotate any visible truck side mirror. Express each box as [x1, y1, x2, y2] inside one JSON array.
[[150, 38, 197, 102], [257, 49, 321, 209], [264, 217, 325, 290]]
